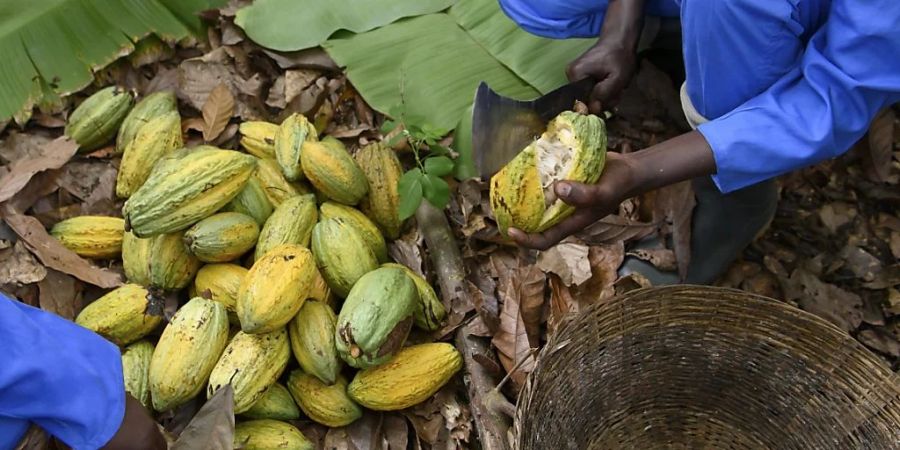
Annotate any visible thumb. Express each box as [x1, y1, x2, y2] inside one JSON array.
[[554, 181, 605, 207]]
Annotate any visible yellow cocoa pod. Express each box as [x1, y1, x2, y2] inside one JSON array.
[[238, 244, 316, 334], [122, 340, 154, 409], [254, 158, 300, 207], [123, 147, 256, 237], [319, 202, 387, 262], [300, 138, 368, 205], [347, 343, 462, 411], [190, 263, 247, 317], [490, 111, 607, 237], [146, 230, 201, 291], [239, 121, 279, 159], [234, 420, 313, 450], [65, 86, 134, 152], [208, 329, 290, 413], [223, 177, 273, 226], [242, 382, 300, 421], [184, 212, 260, 263], [50, 216, 125, 259], [122, 231, 151, 285], [116, 111, 183, 198], [149, 297, 229, 412], [310, 218, 378, 298], [117, 91, 177, 154], [288, 300, 341, 385], [275, 113, 317, 181], [355, 142, 403, 239], [381, 263, 446, 331], [286, 371, 361, 427], [75, 284, 162, 346], [254, 194, 317, 260]]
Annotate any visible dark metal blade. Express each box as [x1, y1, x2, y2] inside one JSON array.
[[471, 78, 594, 180]]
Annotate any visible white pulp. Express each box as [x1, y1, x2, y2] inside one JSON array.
[[535, 127, 575, 207]]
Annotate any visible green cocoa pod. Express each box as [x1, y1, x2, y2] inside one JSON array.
[[289, 300, 341, 385], [117, 91, 177, 154], [65, 86, 134, 152], [184, 212, 260, 263], [355, 142, 403, 239], [382, 263, 447, 331], [300, 138, 368, 205], [319, 202, 387, 263], [286, 371, 361, 428], [147, 230, 201, 291], [122, 340, 154, 409], [311, 218, 378, 298], [254, 158, 301, 207], [224, 177, 274, 226], [116, 111, 183, 198], [255, 194, 317, 260], [242, 383, 300, 421], [275, 113, 317, 181], [208, 329, 291, 413]]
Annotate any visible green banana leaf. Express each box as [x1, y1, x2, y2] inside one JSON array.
[[0, 0, 224, 122]]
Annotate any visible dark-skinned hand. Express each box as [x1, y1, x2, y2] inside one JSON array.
[[101, 393, 166, 450], [566, 40, 637, 113]]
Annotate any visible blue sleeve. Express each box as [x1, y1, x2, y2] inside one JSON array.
[[697, 1, 900, 193], [497, 0, 680, 39], [0, 294, 125, 450]]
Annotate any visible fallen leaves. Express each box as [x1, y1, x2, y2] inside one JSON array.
[[536, 242, 591, 287], [781, 268, 863, 333], [0, 137, 78, 203], [172, 384, 234, 450], [0, 240, 47, 285], [492, 268, 543, 389], [37, 269, 81, 320], [202, 83, 235, 142]]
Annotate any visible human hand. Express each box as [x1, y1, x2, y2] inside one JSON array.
[[566, 40, 637, 114], [507, 152, 636, 250], [101, 393, 166, 450]]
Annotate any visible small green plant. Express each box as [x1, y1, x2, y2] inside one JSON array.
[[381, 105, 458, 221]]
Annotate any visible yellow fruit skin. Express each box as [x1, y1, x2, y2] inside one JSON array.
[[308, 268, 333, 307], [224, 177, 274, 226], [50, 216, 125, 259], [147, 231, 201, 291], [239, 121, 279, 159], [117, 91, 178, 154], [355, 142, 403, 239], [122, 231, 151, 285], [75, 284, 162, 346], [190, 263, 247, 317], [286, 371, 361, 427], [289, 300, 341, 385], [149, 297, 229, 412], [116, 111, 183, 198], [122, 340, 154, 409], [255, 194, 317, 260], [208, 329, 290, 413], [275, 113, 317, 181], [234, 419, 313, 450], [184, 212, 260, 263], [319, 202, 388, 263], [348, 343, 462, 411], [123, 147, 256, 237], [382, 263, 447, 331], [300, 139, 368, 205], [242, 383, 300, 420], [311, 218, 378, 298], [238, 244, 316, 334], [254, 158, 300, 207], [65, 86, 134, 152]]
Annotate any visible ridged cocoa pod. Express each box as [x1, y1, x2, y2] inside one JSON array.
[[75, 284, 162, 346], [300, 138, 368, 205], [149, 297, 229, 412], [311, 218, 378, 298], [242, 383, 300, 420], [50, 216, 125, 259], [123, 147, 256, 237], [319, 202, 387, 262], [381, 263, 447, 331], [190, 263, 247, 318], [208, 329, 290, 413], [254, 158, 301, 207], [238, 244, 316, 334], [286, 371, 361, 427], [308, 268, 333, 307], [65, 86, 134, 152], [234, 420, 314, 450], [239, 121, 278, 159], [355, 142, 402, 239], [255, 194, 317, 260], [117, 91, 177, 154], [289, 300, 341, 385], [122, 340, 154, 409], [275, 113, 317, 181], [184, 212, 259, 263], [116, 111, 182, 198], [348, 343, 462, 411], [223, 177, 274, 226], [122, 231, 151, 285], [146, 231, 201, 291]]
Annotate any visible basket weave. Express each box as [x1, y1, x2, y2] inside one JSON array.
[[513, 286, 900, 449]]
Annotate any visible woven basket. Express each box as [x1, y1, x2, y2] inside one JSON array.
[[513, 285, 900, 449]]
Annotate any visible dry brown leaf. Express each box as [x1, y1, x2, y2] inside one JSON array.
[[890, 231, 900, 260], [819, 202, 857, 234], [32, 113, 67, 128], [59, 160, 119, 216], [37, 269, 81, 320], [323, 427, 352, 450], [8, 170, 61, 213], [404, 401, 443, 448], [172, 385, 234, 450], [861, 108, 897, 183], [0, 131, 52, 164], [780, 268, 863, 332], [0, 137, 78, 203], [575, 215, 658, 245], [838, 245, 883, 282], [536, 242, 591, 287], [1, 205, 122, 288], [202, 83, 235, 142], [178, 47, 263, 121], [436, 388, 472, 446], [626, 247, 677, 272], [614, 272, 652, 295], [492, 276, 536, 389], [465, 280, 499, 334], [262, 47, 340, 71], [548, 274, 577, 335], [514, 266, 546, 346], [388, 228, 425, 278], [13, 425, 49, 450], [884, 288, 900, 316], [857, 326, 900, 357], [182, 117, 206, 134], [570, 243, 625, 306], [863, 265, 900, 290], [382, 414, 409, 450], [0, 240, 47, 285], [346, 412, 383, 450], [656, 181, 695, 280], [266, 75, 287, 109]]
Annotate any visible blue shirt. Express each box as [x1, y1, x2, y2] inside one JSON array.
[[0, 295, 124, 449], [498, 0, 900, 192]]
